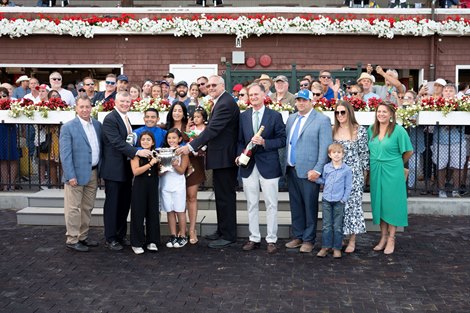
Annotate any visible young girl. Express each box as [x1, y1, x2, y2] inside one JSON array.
[[161, 128, 189, 248], [130, 131, 161, 255], [185, 108, 208, 244]]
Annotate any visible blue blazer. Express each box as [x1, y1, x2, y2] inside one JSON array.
[[238, 107, 286, 179], [60, 116, 102, 185], [285, 109, 332, 178]]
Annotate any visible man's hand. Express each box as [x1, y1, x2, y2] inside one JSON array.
[[375, 65, 385, 76], [307, 170, 320, 182], [136, 149, 152, 158], [251, 135, 265, 146], [176, 145, 191, 155], [366, 64, 374, 74], [68, 178, 78, 187]]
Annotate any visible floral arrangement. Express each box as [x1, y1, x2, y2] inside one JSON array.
[[0, 14, 470, 39], [198, 96, 213, 115], [0, 98, 11, 110], [132, 97, 171, 113], [265, 97, 295, 113], [367, 97, 384, 111], [314, 98, 335, 111], [396, 104, 421, 128], [237, 99, 251, 110], [457, 95, 470, 112], [420, 96, 458, 115], [2, 97, 70, 119]]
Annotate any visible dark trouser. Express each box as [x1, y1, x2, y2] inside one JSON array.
[[212, 166, 238, 242], [321, 200, 345, 250], [130, 176, 160, 247], [103, 179, 132, 243], [287, 166, 320, 243]]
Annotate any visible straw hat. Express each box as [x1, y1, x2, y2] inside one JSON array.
[[357, 72, 374, 83], [15, 75, 30, 84], [255, 74, 273, 85]]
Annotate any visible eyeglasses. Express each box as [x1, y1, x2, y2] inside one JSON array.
[[346, 86, 352, 89], [398, 96, 404, 100], [320, 75, 331, 79], [197, 82, 206, 87], [312, 93, 322, 97], [335, 110, 347, 116], [85, 83, 95, 86], [238, 93, 245, 97], [351, 92, 359, 95], [0, 93, 8, 98], [51, 77, 62, 81], [207, 83, 219, 89], [300, 83, 310, 87], [105, 81, 116, 85], [403, 96, 413, 101]]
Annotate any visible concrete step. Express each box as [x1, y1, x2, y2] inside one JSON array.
[[16, 206, 380, 238], [27, 189, 373, 212]]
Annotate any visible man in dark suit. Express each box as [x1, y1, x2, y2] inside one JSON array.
[[60, 96, 102, 252], [176, 75, 240, 248], [285, 89, 332, 253], [236, 84, 286, 254], [101, 91, 153, 251]]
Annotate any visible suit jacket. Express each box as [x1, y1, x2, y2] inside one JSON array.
[[285, 109, 332, 178], [101, 109, 139, 182], [238, 107, 286, 179], [190, 91, 240, 170], [59, 116, 102, 185]]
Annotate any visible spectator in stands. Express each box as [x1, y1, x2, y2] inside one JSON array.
[[24, 78, 40, 103], [440, 0, 460, 8], [357, 72, 380, 102], [0, 86, 19, 191], [343, 80, 355, 98], [67, 83, 78, 98], [197, 76, 209, 97], [160, 80, 175, 103], [255, 74, 273, 97], [163, 73, 175, 85], [151, 84, 162, 99], [299, 78, 311, 91], [0, 83, 15, 99], [369, 102, 413, 255], [433, 83, 466, 198], [92, 73, 117, 105], [0, 0, 15, 7], [310, 84, 325, 104], [232, 83, 243, 100], [49, 72, 75, 106], [367, 65, 405, 104], [237, 86, 249, 104], [116, 75, 129, 92], [349, 84, 364, 101], [82, 77, 96, 101], [12, 75, 30, 99], [319, 70, 341, 100], [174, 81, 190, 106], [129, 84, 142, 101], [189, 82, 200, 104], [270, 75, 295, 108], [141, 80, 153, 99]]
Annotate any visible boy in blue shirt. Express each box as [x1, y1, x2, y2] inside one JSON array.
[[133, 108, 167, 149], [315, 143, 352, 259]]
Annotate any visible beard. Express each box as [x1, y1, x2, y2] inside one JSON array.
[[178, 90, 187, 98]]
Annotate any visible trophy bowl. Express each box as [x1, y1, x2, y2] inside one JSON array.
[[154, 147, 177, 174]]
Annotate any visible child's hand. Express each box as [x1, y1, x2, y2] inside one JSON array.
[[171, 158, 179, 166]]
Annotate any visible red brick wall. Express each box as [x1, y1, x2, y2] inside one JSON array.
[[1, 34, 469, 84]]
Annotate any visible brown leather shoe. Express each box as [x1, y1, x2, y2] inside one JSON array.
[[316, 248, 329, 258], [285, 239, 303, 249], [242, 241, 260, 251], [299, 242, 314, 253], [267, 243, 277, 254]]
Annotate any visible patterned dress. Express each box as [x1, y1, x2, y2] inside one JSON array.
[[335, 125, 369, 235]]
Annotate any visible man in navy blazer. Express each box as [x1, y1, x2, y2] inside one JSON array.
[[236, 84, 286, 254], [285, 89, 332, 253], [60, 96, 102, 252], [176, 75, 240, 248], [101, 91, 153, 251]]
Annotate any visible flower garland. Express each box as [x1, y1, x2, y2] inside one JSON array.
[[0, 98, 70, 119], [0, 14, 469, 39]]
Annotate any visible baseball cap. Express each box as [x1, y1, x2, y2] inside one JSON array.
[[232, 84, 243, 92], [35, 84, 50, 91], [160, 80, 170, 86], [117, 74, 129, 82], [163, 73, 175, 79], [434, 78, 447, 87], [343, 79, 354, 88], [295, 89, 312, 101], [175, 81, 188, 88], [77, 82, 85, 92], [274, 75, 288, 83]]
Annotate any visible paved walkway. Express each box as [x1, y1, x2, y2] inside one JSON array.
[[1, 209, 469, 313]]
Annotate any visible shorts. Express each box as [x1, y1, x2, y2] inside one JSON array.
[[432, 143, 467, 170], [160, 189, 186, 213]]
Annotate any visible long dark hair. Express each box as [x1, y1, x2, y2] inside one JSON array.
[[166, 101, 188, 131], [137, 130, 156, 150], [371, 102, 396, 139], [332, 100, 359, 140], [163, 127, 183, 148]]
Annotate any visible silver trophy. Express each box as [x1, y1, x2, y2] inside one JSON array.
[[153, 147, 177, 174]]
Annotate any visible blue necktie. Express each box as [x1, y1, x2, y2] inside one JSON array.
[[289, 115, 304, 165]]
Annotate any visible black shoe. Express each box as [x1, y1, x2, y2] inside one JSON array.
[[208, 239, 235, 249], [205, 232, 220, 240], [66, 242, 89, 252], [79, 239, 99, 247], [119, 238, 131, 246], [105, 240, 123, 251]]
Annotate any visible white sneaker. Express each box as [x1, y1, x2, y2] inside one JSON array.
[[132, 246, 145, 255], [147, 243, 158, 251], [452, 191, 461, 198], [174, 236, 188, 248], [438, 190, 447, 198]]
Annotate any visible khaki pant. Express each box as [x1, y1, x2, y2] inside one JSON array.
[[64, 169, 98, 244]]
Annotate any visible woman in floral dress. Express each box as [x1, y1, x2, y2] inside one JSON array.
[[332, 100, 368, 253]]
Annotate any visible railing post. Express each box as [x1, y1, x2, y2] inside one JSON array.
[[290, 63, 297, 94]]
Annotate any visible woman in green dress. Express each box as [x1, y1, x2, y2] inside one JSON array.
[[368, 102, 413, 255]]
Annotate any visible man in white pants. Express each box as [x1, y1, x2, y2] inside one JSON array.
[[236, 84, 286, 253]]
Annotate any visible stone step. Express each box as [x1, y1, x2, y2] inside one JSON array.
[[16, 206, 380, 238], [27, 189, 373, 212]]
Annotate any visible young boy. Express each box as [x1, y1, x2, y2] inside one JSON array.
[[133, 108, 167, 148], [315, 143, 352, 259]]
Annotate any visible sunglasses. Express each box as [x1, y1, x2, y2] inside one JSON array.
[[105, 81, 116, 85], [312, 93, 322, 97], [398, 96, 404, 100], [300, 83, 310, 87], [0, 93, 8, 98], [51, 77, 62, 81], [351, 92, 359, 95], [85, 83, 95, 86], [238, 93, 245, 97], [197, 82, 206, 87], [335, 110, 347, 116], [346, 86, 352, 89], [320, 75, 331, 79], [207, 83, 219, 89]]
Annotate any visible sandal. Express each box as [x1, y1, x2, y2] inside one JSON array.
[[373, 236, 388, 251], [189, 230, 198, 245], [345, 241, 355, 253], [384, 236, 395, 255]]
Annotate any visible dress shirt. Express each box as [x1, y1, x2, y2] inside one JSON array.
[[78, 116, 100, 167], [287, 108, 313, 167], [252, 105, 265, 133], [316, 162, 352, 203]]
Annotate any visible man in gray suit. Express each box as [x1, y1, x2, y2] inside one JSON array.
[[60, 96, 102, 252], [284, 89, 332, 253]]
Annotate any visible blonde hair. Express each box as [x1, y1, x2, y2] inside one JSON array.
[[328, 142, 344, 154]]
